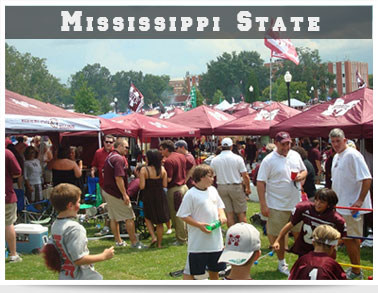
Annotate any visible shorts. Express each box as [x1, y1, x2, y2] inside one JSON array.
[[5, 203, 17, 226], [217, 184, 246, 214], [102, 189, 135, 221], [343, 214, 364, 237], [183, 251, 226, 276], [267, 208, 302, 236]]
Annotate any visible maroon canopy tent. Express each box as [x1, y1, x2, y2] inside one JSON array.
[[111, 113, 200, 140], [225, 102, 256, 118], [152, 107, 185, 120], [168, 105, 236, 135], [270, 88, 373, 139], [214, 102, 301, 136]]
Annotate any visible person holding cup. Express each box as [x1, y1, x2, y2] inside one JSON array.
[[256, 131, 307, 276]]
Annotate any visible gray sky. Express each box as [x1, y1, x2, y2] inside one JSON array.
[[6, 38, 372, 85]]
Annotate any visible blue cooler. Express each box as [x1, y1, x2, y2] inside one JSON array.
[[14, 224, 49, 254]]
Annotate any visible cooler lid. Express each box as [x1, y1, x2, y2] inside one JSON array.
[[14, 223, 48, 234]]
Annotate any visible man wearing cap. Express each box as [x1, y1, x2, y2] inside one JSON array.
[[160, 139, 193, 245], [329, 128, 372, 280], [256, 131, 307, 276], [218, 223, 261, 280], [175, 140, 196, 189], [210, 137, 251, 228]]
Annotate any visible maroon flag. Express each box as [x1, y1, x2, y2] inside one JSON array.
[[356, 70, 366, 89], [264, 25, 299, 65], [128, 83, 144, 112]]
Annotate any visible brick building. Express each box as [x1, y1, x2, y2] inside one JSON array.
[[327, 61, 369, 95]]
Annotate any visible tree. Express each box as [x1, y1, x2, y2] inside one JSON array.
[[69, 63, 113, 113], [5, 43, 68, 104], [73, 81, 100, 115], [195, 87, 205, 106], [212, 89, 225, 105], [275, 47, 335, 102], [245, 70, 260, 103], [199, 51, 268, 101], [368, 74, 373, 89], [261, 76, 309, 103]]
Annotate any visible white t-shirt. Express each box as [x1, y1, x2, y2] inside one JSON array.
[[24, 159, 42, 185], [176, 186, 225, 253], [257, 149, 306, 211], [210, 150, 247, 184], [331, 147, 372, 215]]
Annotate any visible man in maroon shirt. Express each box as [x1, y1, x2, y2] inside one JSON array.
[[175, 140, 196, 189], [308, 140, 322, 184], [5, 149, 23, 263], [90, 134, 115, 235], [160, 140, 192, 245], [103, 138, 146, 249]]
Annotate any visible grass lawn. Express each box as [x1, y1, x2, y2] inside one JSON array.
[[5, 201, 373, 281]]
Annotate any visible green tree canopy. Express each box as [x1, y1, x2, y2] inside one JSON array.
[[212, 89, 225, 105], [5, 43, 68, 104], [199, 51, 269, 102], [73, 80, 100, 115]]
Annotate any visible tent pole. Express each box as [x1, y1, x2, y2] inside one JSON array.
[[98, 132, 102, 148]]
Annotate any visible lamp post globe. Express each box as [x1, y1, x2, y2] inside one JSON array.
[[284, 71, 292, 107]]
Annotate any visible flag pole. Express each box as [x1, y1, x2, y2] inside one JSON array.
[[269, 57, 273, 140]]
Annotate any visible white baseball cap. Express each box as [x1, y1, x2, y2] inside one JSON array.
[[218, 223, 261, 266], [221, 137, 233, 147]]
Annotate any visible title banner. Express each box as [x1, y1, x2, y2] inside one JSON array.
[[5, 6, 372, 39]]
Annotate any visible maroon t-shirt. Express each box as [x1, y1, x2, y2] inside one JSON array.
[[91, 147, 111, 188], [5, 149, 22, 204], [308, 147, 322, 174], [289, 251, 346, 280], [164, 152, 188, 188], [127, 178, 140, 201], [290, 201, 346, 256], [103, 151, 128, 199], [185, 153, 196, 188]]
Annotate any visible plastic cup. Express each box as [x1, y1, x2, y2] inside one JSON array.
[[291, 170, 298, 180]]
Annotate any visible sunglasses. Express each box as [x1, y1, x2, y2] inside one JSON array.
[[105, 141, 114, 144]]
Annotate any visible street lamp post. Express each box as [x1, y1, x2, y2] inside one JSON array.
[[284, 71, 292, 107], [113, 97, 118, 114], [249, 85, 253, 102]]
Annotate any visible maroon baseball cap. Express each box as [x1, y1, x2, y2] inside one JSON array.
[[275, 131, 292, 143]]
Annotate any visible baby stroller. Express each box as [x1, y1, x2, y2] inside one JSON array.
[[16, 189, 56, 226]]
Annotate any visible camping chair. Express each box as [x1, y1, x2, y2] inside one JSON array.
[[16, 188, 56, 226], [80, 182, 107, 222]]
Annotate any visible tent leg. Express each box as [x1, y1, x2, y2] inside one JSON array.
[[98, 132, 102, 148]]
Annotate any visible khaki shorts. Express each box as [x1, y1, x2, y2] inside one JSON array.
[[5, 203, 17, 226], [343, 214, 364, 237], [102, 190, 135, 221], [217, 184, 246, 214], [267, 208, 302, 236]]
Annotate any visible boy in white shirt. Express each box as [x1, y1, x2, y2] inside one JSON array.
[[177, 164, 227, 280]]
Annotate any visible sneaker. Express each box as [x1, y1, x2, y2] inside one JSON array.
[[131, 242, 147, 249], [278, 263, 290, 276], [8, 254, 23, 263], [115, 241, 128, 247], [346, 267, 364, 280], [94, 226, 110, 237], [166, 229, 173, 235]]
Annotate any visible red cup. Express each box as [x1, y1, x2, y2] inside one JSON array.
[[291, 171, 298, 181]]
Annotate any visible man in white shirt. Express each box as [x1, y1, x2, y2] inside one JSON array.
[[257, 131, 307, 276], [329, 128, 372, 280], [211, 138, 251, 228]]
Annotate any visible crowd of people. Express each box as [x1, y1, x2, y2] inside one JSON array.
[[4, 128, 373, 281]]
